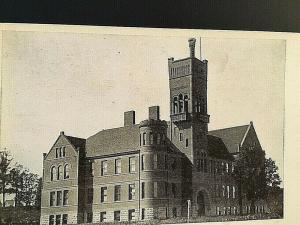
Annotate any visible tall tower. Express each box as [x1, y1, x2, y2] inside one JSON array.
[[168, 38, 210, 164]]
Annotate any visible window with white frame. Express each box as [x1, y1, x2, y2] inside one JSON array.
[[100, 187, 107, 203], [129, 157, 136, 173], [153, 154, 158, 169], [115, 159, 121, 174], [129, 184, 135, 200], [101, 161, 108, 176]]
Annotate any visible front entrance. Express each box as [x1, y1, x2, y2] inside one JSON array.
[[197, 191, 205, 216]]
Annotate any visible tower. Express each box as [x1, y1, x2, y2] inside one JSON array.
[[168, 38, 210, 164]]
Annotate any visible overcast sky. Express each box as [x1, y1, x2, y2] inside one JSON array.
[[1, 31, 285, 179]]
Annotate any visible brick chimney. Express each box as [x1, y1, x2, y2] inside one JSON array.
[[149, 106, 160, 120], [188, 38, 196, 58], [124, 111, 135, 126]]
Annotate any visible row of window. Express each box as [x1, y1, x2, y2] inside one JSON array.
[[96, 154, 178, 177], [55, 147, 66, 158], [170, 65, 191, 77], [50, 164, 70, 181], [49, 214, 68, 225], [50, 190, 69, 206], [214, 185, 236, 199], [196, 158, 235, 175], [139, 132, 166, 146], [216, 206, 238, 216], [88, 182, 178, 204], [172, 94, 189, 114]]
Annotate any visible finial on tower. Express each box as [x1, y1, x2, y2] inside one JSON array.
[[188, 38, 196, 58]]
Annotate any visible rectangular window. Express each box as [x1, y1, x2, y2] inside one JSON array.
[[226, 163, 229, 173], [141, 208, 145, 220], [179, 133, 183, 141], [128, 209, 135, 221], [100, 212, 106, 222], [153, 154, 158, 169], [62, 214, 68, 225], [87, 188, 93, 204], [49, 215, 54, 225], [101, 161, 108, 176], [139, 134, 142, 146], [87, 213, 93, 223], [59, 147, 62, 158], [153, 182, 158, 198], [141, 155, 145, 170], [100, 187, 107, 203], [129, 184, 135, 200], [56, 191, 62, 206], [222, 185, 225, 197], [141, 182, 145, 199], [55, 215, 61, 225], [143, 132, 146, 145], [62, 147, 66, 157], [232, 186, 236, 199], [216, 207, 220, 216], [114, 211, 120, 222], [185, 138, 189, 147], [114, 185, 121, 201], [50, 191, 55, 206], [63, 190, 69, 205], [227, 185, 230, 198], [55, 148, 59, 158], [129, 157, 136, 173], [115, 159, 121, 174], [172, 183, 176, 198]]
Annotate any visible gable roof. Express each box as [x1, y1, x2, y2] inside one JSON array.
[[65, 135, 86, 151], [207, 135, 234, 160], [208, 124, 250, 154], [86, 124, 140, 157]]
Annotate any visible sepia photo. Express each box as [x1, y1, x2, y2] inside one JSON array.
[[0, 25, 290, 225]]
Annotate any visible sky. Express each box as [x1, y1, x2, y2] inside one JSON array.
[[0, 30, 285, 180]]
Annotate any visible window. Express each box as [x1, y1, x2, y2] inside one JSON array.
[[62, 147, 66, 157], [63, 190, 69, 205], [179, 133, 183, 141], [171, 183, 177, 198], [115, 159, 121, 174], [184, 95, 189, 112], [100, 212, 106, 222], [178, 94, 183, 113], [142, 132, 146, 145], [141, 208, 145, 220], [49, 215, 54, 225], [114, 185, 121, 201], [222, 185, 225, 197], [87, 213, 93, 223], [233, 206, 237, 215], [50, 191, 55, 206], [59, 147, 62, 158], [57, 191, 62, 206], [172, 207, 177, 218], [62, 214, 68, 225], [100, 187, 107, 203], [101, 161, 108, 176], [141, 182, 145, 199], [50, 166, 56, 181], [57, 165, 63, 180], [87, 188, 93, 204], [129, 184, 135, 200], [64, 164, 69, 179], [55, 148, 59, 158], [185, 138, 189, 147], [139, 134, 142, 146], [216, 207, 220, 216], [129, 157, 136, 173], [232, 186, 236, 199], [141, 155, 145, 170], [150, 132, 154, 144], [157, 133, 161, 144], [173, 97, 178, 114], [153, 182, 158, 198], [153, 154, 158, 169], [55, 215, 61, 225], [128, 209, 135, 221], [227, 186, 230, 198], [226, 163, 229, 173], [114, 211, 120, 222]]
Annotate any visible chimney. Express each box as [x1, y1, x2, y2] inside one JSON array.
[[124, 111, 135, 126], [43, 153, 47, 160], [188, 38, 196, 58], [60, 131, 65, 135], [149, 106, 160, 120]]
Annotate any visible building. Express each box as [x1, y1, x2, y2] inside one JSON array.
[[40, 38, 267, 225]]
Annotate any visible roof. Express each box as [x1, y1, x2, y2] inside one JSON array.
[[208, 124, 250, 154], [65, 135, 86, 151], [207, 135, 234, 160], [86, 124, 140, 157]]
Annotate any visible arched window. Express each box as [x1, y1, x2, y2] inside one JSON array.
[[57, 165, 63, 180], [178, 94, 183, 113], [173, 97, 178, 114], [184, 95, 189, 113], [150, 132, 154, 145], [64, 164, 70, 179], [50, 166, 56, 181]]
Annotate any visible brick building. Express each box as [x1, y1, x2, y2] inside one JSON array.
[[40, 38, 267, 225]]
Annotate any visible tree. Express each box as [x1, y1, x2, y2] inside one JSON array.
[[9, 163, 24, 207], [265, 157, 281, 188], [0, 150, 13, 208], [233, 145, 266, 215]]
